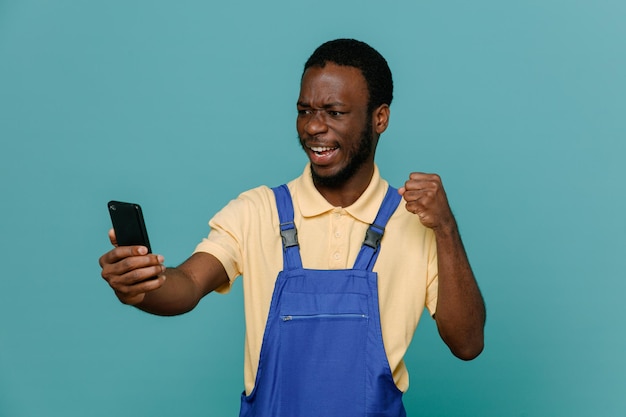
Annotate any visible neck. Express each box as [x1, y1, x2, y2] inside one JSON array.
[[313, 164, 375, 207]]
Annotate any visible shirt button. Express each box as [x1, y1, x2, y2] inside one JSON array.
[[335, 231, 341, 238], [333, 252, 340, 260]]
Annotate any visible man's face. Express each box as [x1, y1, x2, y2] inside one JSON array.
[[297, 63, 376, 188]]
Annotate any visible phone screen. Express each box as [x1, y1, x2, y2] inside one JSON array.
[[107, 201, 152, 253]]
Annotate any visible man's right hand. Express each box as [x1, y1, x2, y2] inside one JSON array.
[[99, 229, 166, 306]]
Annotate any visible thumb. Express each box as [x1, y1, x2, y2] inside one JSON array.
[[108, 228, 118, 247]]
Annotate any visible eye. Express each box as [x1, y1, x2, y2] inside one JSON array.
[[297, 109, 312, 116], [327, 110, 344, 117]]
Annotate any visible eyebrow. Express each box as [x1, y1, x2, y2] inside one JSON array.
[[297, 101, 347, 108]]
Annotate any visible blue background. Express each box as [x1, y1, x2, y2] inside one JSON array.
[[1, 1, 625, 416]]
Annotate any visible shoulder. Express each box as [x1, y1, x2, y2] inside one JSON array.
[[236, 185, 275, 205], [217, 185, 277, 220]]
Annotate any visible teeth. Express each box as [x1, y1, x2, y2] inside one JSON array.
[[310, 146, 335, 153]]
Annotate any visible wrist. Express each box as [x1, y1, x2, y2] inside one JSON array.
[[432, 218, 458, 239]]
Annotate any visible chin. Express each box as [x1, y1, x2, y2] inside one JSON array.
[[310, 166, 348, 188]]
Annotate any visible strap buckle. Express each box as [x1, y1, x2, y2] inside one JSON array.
[[280, 222, 299, 248], [363, 224, 385, 249]]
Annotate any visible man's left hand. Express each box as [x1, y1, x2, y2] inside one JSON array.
[[398, 172, 456, 232]]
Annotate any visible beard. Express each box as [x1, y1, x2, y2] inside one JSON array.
[[299, 121, 374, 189]]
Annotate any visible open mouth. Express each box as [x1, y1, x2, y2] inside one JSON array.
[[309, 145, 338, 156]]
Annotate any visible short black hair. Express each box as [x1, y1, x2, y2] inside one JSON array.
[[303, 38, 393, 113]]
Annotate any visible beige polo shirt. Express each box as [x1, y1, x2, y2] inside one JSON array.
[[194, 164, 438, 395]]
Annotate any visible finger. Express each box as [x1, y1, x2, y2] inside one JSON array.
[[120, 274, 165, 295], [114, 274, 166, 305], [108, 228, 118, 247], [404, 198, 426, 213], [124, 263, 166, 285], [404, 180, 438, 193], [401, 189, 435, 206], [109, 252, 164, 278], [102, 245, 151, 264], [400, 187, 426, 198], [409, 172, 440, 181], [99, 248, 163, 280], [405, 173, 442, 190], [404, 201, 427, 220], [404, 201, 439, 228], [120, 266, 166, 287], [403, 180, 427, 193]]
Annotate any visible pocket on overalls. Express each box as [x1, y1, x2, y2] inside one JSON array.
[[278, 292, 369, 417]]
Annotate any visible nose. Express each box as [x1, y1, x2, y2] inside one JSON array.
[[302, 110, 328, 136]]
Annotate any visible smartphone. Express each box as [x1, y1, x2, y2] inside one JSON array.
[[107, 201, 152, 253]]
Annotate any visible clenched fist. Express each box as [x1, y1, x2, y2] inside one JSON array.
[[398, 172, 456, 232]]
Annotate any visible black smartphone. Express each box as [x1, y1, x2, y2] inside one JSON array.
[[107, 201, 152, 253]]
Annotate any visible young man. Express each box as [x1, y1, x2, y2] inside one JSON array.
[[100, 39, 485, 417]]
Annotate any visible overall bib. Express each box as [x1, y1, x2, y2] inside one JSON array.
[[239, 184, 406, 417]]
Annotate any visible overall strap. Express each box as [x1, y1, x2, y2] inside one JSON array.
[[272, 184, 303, 270], [353, 186, 402, 272]]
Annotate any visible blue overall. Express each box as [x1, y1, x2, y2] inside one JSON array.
[[239, 184, 406, 417]]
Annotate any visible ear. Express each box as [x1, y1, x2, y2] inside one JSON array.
[[372, 104, 390, 135]]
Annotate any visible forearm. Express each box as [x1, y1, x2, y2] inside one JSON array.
[[433, 222, 485, 360], [136, 267, 203, 316]]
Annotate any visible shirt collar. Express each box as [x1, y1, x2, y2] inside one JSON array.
[[293, 163, 389, 224]]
